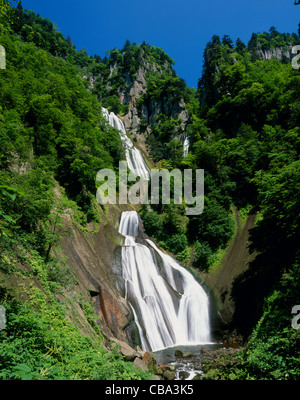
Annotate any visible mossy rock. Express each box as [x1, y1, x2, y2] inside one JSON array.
[[174, 349, 183, 357], [163, 370, 175, 380]]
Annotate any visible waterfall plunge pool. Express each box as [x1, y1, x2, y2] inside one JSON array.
[[154, 343, 231, 380]]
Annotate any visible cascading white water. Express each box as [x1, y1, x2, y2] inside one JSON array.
[[102, 107, 211, 351], [102, 107, 150, 180], [183, 136, 190, 158], [118, 210, 211, 352]]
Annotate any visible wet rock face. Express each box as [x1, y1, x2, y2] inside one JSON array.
[[55, 204, 142, 346], [98, 285, 131, 337]]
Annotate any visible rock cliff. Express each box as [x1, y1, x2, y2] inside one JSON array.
[[54, 201, 141, 348], [120, 66, 190, 135], [85, 51, 190, 146], [255, 45, 293, 61]]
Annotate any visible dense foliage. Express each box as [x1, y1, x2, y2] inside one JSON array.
[[0, 286, 153, 380], [136, 28, 300, 380], [199, 260, 300, 381], [140, 28, 299, 268], [0, 2, 151, 381], [0, 2, 125, 227]]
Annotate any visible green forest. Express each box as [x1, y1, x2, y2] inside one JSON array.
[[0, 0, 299, 381]]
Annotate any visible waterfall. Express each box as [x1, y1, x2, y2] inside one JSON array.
[[119, 210, 211, 352], [101, 107, 211, 351], [183, 136, 190, 158], [102, 107, 150, 180]]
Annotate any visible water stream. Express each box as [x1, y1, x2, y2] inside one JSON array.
[[102, 107, 150, 179], [118, 211, 211, 352], [102, 107, 211, 353], [183, 136, 190, 158]]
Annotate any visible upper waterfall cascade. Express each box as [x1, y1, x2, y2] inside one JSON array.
[[118, 211, 211, 352], [102, 107, 150, 180]]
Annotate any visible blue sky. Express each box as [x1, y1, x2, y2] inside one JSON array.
[[21, 0, 299, 88]]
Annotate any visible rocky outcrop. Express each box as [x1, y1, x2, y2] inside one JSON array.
[[98, 285, 130, 337], [108, 339, 170, 379], [193, 346, 242, 380], [96, 57, 190, 137], [53, 201, 141, 347], [109, 338, 145, 361], [255, 45, 293, 61], [200, 208, 257, 339], [122, 66, 190, 135]]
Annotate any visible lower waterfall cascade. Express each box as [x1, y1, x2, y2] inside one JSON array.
[[118, 210, 211, 352]]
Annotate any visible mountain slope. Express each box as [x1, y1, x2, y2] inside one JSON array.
[[0, 3, 299, 381]]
